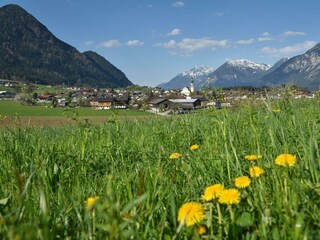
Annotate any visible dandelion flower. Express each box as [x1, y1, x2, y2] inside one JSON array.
[[244, 155, 262, 161], [169, 153, 182, 159], [85, 197, 99, 210], [201, 184, 224, 201], [272, 108, 281, 113], [197, 225, 207, 235], [218, 189, 240, 205], [190, 144, 200, 151], [249, 166, 264, 178], [234, 176, 251, 188], [275, 154, 297, 167], [178, 202, 205, 226]]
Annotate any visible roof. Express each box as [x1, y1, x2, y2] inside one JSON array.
[[148, 98, 168, 104], [192, 95, 209, 101], [169, 99, 198, 103], [92, 97, 114, 102]]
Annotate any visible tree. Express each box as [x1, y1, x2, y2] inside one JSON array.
[[51, 97, 58, 108], [32, 92, 38, 100]]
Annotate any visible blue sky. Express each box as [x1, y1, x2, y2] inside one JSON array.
[[1, 0, 320, 87]]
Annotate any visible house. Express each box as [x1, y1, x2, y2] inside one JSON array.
[[90, 97, 114, 109], [169, 98, 201, 110], [181, 87, 191, 97], [0, 91, 16, 99], [148, 98, 173, 111], [192, 95, 209, 107], [114, 95, 130, 109]]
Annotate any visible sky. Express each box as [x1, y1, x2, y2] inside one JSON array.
[[1, 0, 320, 87]]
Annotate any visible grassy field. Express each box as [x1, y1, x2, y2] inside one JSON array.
[[0, 100, 150, 117], [0, 97, 320, 239]]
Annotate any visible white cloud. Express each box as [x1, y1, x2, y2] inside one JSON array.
[[172, 1, 185, 7], [98, 40, 121, 48], [167, 28, 181, 36], [84, 40, 93, 46], [236, 38, 254, 45], [257, 32, 273, 42], [127, 40, 144, 46], [257, 37, 272, 42], [257, 31, 306, 43], [155, 38, 228, 55], [283, 31, 306, 37], [260, 40, 317, 56]]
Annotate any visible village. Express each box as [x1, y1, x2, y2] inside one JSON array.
[[0, 79, 316, 115]]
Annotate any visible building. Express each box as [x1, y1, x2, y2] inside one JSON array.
[[169, 98, 201, 110], [148, 98, 173, 111]]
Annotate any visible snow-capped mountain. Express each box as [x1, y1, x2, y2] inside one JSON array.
[[157, 43, 320, 91], [204, 59, 271, 87], [157, 66, 214, 90], [261, 43, 320, 90]]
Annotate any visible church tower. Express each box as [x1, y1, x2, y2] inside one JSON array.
[[190, 78, 195, 93]]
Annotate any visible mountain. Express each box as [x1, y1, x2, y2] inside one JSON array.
[[0, 4, 132, 88], [204, 59, 271, 88], [157, 66, 214, 90], [260, 44, 320, 91], [266, 57, 289, 74]]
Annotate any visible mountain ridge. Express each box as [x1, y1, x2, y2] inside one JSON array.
[[261, 43, 320, 90], [0, 4, 132, 88], [158, 45, 320, 91], [157, 66, 214, 90]]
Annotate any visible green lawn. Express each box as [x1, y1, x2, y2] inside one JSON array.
[[0, 100, 151, 117]]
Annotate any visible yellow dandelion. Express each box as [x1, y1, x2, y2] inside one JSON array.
[[272, 108, 281, 113], [190, 144, 200, 151], [197, 225, 207, 235], [169, 152, 182, 159], [201, 184, 224, 202], [218, 188, 240, 205], [85, 196, 99, 210], [275, 154, 297, 167], [249, 166, 264, 178], [244, 155, 262, 161], [234, 176, 251, 188], [178, 202, 205, 226]]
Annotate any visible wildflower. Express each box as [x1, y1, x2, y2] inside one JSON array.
[[197, 225, 207, 235], [234, 176, 251, 188], [249, 166, 264, 178], [190, 144, 200, 151], [85, 197, 99, 210], [272, 108, 281, 113], [201, 184, 224, 201], [244, 155, 262, 161], [275, 154, 297, 167], [218, 189, 240, 205], [169, 153, 182, 159], [178, 202, 205, 226]]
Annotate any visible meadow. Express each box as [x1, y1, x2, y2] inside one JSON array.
[[0, 97, 320, 239], [0, 100, 150, 117], [0, 100, 153, 128]]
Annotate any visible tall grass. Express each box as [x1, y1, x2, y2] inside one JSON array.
[[0, 98, 320, 239]]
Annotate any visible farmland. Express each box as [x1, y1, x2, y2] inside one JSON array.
[[0, 97, 320, 239]]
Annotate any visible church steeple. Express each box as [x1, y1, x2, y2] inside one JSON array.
[[190, 77, 195, 93]]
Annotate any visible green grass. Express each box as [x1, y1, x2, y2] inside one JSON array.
[[0, 97, 320, 239], [0, 100, 151, 117]]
